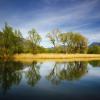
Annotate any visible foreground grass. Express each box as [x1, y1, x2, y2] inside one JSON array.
[[13, 53, 100, 62]]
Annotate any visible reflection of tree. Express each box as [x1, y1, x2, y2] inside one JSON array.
[[46, 63, 61, 85], [89, 60, 100, 67], [59, 62, 88, 81], [46, 61, 88, 85], [25, 62, 41, 86], [0, 61, 23, 94]]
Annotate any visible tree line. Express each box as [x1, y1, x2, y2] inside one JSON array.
[[0, 23, 43, 57], [0, 23, 99, 57], [47, 29, 88, 53]]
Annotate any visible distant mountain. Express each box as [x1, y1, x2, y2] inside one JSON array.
[[89, 42, 100, 47]]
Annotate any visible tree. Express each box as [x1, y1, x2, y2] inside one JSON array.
[[59, 32, 88, 53], [28, 29, 41, 45], [2, 23, 15, 56], [13, 29, 23, 53], [0, 31, 4, 56], [46, 28, 61, 49], [59, 33, 69, 53], [88, 45, 100, 54], [0, 23, 25, 57], [28, 28, 41, 54]]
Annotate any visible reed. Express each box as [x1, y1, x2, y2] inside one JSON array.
[[13, 53, 100, 59]]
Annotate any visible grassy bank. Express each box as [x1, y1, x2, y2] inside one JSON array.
[[13, 53, 100, 61]]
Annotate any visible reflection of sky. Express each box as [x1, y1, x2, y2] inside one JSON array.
[[40, 62, 56, 76], [33, 62, 100, 78], [40, 62, 69, 76], [87, 64, 100, 77], [0, 0, 100, 47]]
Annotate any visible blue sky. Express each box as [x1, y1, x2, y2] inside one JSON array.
[[0, 0, 100, 47]]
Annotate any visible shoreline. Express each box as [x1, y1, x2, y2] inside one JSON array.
[[13, 53, 100, 59], [0, 53, 100, 62], [14, 58, 100, 63], [13, 53, 100, 58]]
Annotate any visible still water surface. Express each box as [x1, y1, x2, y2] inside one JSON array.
[[0, 60, 100, 100]]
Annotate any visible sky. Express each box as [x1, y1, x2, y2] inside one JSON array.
[[0, 0, 100, 47]]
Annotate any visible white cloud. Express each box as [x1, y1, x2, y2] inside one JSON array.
[[0, 0, 100, 47], [18, 0, 99, 31]]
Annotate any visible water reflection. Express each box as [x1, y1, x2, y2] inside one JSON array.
[[0, 61, 23, 94], [89, 60, 100, 67], [46, 62, 88, 85], [25, 61, 41, 86], [0, 60, 100, 97], [46, 62, 61, 85], [59, 62, 88, 80]]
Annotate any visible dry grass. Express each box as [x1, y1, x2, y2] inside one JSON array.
[[14, 58, 100, 63], [13, 53, 100, 60]]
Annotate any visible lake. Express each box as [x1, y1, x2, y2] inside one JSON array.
[[0, 60, 100, 100]]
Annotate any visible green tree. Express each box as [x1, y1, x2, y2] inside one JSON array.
[[88, 45, 100, 54], [59, 32, 88, 53], [0, 31, 4, 56], [2, 23, 15, 56], [0, 23, 24, 57], [28, 28, 41, 54], [59, 33, 69, 53], [12, 29, 23, 53]]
